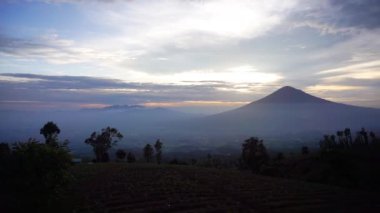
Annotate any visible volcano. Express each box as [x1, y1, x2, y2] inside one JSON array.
[[195, 86, 380, 137]]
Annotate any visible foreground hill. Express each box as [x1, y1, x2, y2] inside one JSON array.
[[67, 163, 379, 212], [193, 86, 380, 136]]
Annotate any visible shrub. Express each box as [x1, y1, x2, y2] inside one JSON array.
[[116, 149, 127, 161]]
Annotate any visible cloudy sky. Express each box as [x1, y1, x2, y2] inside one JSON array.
[[0, 0, 379, 113]]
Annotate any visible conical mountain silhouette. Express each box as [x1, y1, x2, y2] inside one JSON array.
[[193, 86, 380, 137], [254, 86, 330, 104]]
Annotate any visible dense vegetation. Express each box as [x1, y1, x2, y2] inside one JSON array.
[[249, 128, 380, 191], [0, 122, 72, 212]]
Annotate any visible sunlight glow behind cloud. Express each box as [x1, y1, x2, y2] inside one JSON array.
[[0, 0, 380, 111]]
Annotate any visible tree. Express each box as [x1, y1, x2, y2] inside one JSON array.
[[0, 139, 72, 211], [275, 152, 284, 161], [241, 137, 268, 172], [143, 144, 154, 163], [40, 121, 60, 147], [127, 152, 136, 163], [302, 146, 309, 155], [370, 131, 377, 143], [154, 139, 163, 164], [336, 131, 344, 147], [0, 143, 10, 157], [359, 128, 369, 145], [116, 149, 127, 161], [84, 127, 123, 162], [344, 128, 352, 146]]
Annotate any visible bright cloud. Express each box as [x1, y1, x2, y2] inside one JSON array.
[[0, 0, 380, 111]]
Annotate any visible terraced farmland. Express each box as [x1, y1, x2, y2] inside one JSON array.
[[68, 164, 380, 212]]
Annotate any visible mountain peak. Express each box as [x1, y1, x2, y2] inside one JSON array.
[[254, 86, 330, 104], [277, 86, 299, 92]]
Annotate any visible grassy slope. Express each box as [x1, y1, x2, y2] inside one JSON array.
[[65, 163, 380, 213]]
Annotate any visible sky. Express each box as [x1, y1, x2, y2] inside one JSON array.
[[0, 0, 379, 113]]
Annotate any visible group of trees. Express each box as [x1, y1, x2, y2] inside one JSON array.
[[237, 128, 380, 191], [240, 137, 269, 172], [320, 127, 378, 152], [82, 126, 164, 164], [84, 127, 123, 162], [143, 139, 163, 164], [0, 121, 72, 211], [115, 149, 136, 163]]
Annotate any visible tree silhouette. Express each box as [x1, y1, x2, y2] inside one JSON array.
[[370, 131, 377, 143], [302, 146, 309, 155], [330, 134, 336, 146], [241, 137, 268, 172], [116, 149, 127, 161], [336, 131, 344, 147], [40, 121, 60, 147], [143, 144, 154, 163], [275, 152, 284, 161], [359, 128, 369, 145], [84, 127, 123, 162], [0, 143, 10, 157], [344, 128, 352, 146], [127, 152, 136, 163], [154, 139, 163, 164]]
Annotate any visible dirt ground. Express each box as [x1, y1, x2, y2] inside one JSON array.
[[67, 163, 380, 213]]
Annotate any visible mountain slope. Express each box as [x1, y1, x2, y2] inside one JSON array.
[[251, 86, 331, 104], [194, 86, 380, 136]]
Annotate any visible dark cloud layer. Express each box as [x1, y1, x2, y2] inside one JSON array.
[[0, 35, 48, 56], [330, 0, 380, 29], [0, 73, 275, 110]]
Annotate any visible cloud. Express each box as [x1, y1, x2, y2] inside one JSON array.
[[0, 73, 280, 111], [1, 0, 300, 69], [0, 33, 128, 65], [1, 0, 379, 110], [143, 100, 249, 108], [329, 0, 380, 29], [0, 0, 297, 84], [306, 85, 367, 92], [288, 0, 380, 36]]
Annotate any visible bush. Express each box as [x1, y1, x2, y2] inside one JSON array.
[[116, 149, 127, 161], [0, 139, 72, 211]]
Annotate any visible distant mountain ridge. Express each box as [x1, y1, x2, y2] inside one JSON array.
[[82, 104, 146, 111]]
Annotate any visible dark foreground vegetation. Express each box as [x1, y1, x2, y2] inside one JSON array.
[[1, 121, 380, 212], [66, 163, 379, 212], [237, 128, 380, 192]]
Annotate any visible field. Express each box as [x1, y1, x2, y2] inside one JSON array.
[[66, 163, 380, 212]]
